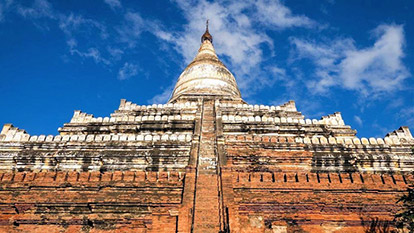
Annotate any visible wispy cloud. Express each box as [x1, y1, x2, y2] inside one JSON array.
[[117, 11, 168, 48], [354, 115, 363, 127], [290, 24, 410, 97], [15, 0, 110, 65], [107, 47, 124, 60], [117, 11, 146, 47], [104, 0, 121, 10], [17, 0, 54, 19], [0, 0, 13, 22], [70, 47, 110, 65], [254, 0, 316, 29], [59, 13, 107, 39], [397, 107, 414, 128], [149, 84, 174, 104], [118, 62, 139, 80]]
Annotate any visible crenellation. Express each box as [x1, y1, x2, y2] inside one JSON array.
[[119, 134, 128, 141], [128, 134, 136, 141], [29, 136, 38, 142], [86, 135, 95, 142], [320, 112, 345, 126], [144, 134, 152, 141], [384, 137, 393, 145], [361, 137, 369, 145]]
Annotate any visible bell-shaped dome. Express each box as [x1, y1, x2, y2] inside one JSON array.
[[168, 25, 242, 103]]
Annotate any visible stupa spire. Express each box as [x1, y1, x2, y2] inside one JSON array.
[[201, 20, 213, 43], [168, 21, 242, 103]]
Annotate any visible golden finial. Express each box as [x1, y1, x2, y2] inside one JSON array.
[[201, 19, 213, 43]]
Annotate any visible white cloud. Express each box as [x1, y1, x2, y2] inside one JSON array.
[[354, 115, 363, 127], [151, 0, 315, 97], [17, 0, 55, 19], [117, 12, 147, 47], [397, 107, 414, 128], [290, 24, 410, 97], [107, 47, 124, 60], [149, 84, 174, 104], [70, 47, 110, 65], [0, 0, 13, 22], [15, 0, 110, 65], [340, 25, 408, 93], [104, 0, 121, 9], [254, 0, 316, 29], [59, 13, 107, 38], [118, 62, 139, 80]]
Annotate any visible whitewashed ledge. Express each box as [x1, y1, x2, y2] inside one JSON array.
[[117, 99, 197, 111], [0, 125, 193, 143], [221, 115, 345, 126], [225, 133, 414, 146], [216, 101, 297, 112], [70, 110, 196, 124]]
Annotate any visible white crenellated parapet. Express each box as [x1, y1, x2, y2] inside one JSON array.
[[153, 135, 160, 141], [53, 135, 62, 142], [336, 138, 344, 144], [386, 126, 414, 143], [221, 114, 308, 124], [320, 136, 328, 144], [62, 135, 70, 142], [46, 135, 54, 142], [361, 138, 369, 145], [384, 137, 392, 144], [295, 137, 303, 143], [0, 124, 31, 142], [319, 112, 345, 126], [237, 101, 298, 113], [70, 110, 95, 124], [279, 100, 297, 112], [328, 137, 336, 144], [120, 99, 197, 112], [29, 136, 38, 142], [293, 135, 400, 146]]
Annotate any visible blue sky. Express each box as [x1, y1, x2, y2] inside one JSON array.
[[0, 0, 413, 138]]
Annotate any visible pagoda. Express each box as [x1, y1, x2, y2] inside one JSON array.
[[0, 23, 413, 233]]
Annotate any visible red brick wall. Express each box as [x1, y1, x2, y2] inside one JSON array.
[[0, 171, 183, 232]]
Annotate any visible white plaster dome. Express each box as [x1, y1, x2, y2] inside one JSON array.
[[169, 30, 242, 102]]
